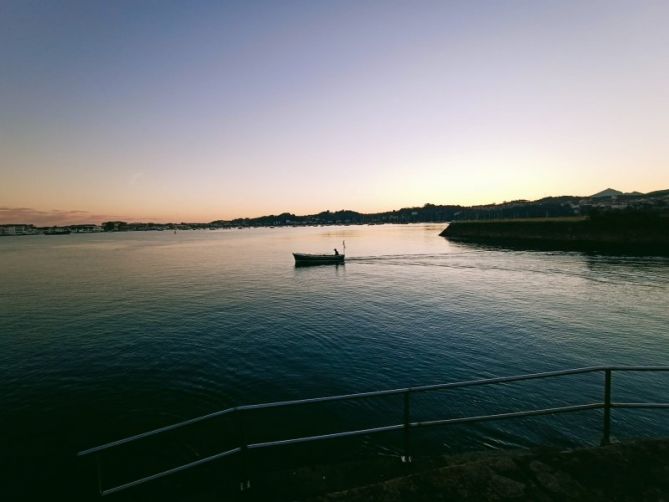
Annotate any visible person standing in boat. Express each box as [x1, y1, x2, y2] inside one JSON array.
[[333, 248, 339, 255]]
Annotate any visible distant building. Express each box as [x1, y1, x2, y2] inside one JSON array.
[[69, 224, 101, 233], [0, 224, 36, 236]]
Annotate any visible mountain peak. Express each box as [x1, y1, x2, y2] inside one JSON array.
[[590, 188, 623, 198]]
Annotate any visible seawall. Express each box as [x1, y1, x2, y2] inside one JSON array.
[[441, 215, 669, 246]]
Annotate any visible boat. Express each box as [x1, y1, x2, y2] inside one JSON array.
[[293, 241, 346, 265], [293, 253, 345, 265]]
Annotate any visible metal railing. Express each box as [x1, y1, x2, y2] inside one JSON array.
[[78, 365, 669, 496]]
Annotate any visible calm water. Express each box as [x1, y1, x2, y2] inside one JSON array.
[[2, 224, 668, 497]]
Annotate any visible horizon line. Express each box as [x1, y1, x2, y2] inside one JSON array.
[[2, 187, 667, 227]]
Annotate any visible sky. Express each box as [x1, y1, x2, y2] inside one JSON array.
[[1, 1, 668, 224]]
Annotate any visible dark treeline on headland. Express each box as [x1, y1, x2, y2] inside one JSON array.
[[207, 188, 669, 229], [1, 188, 668, 235]]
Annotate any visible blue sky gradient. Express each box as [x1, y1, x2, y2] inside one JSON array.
[[1, 1, 668, 223]]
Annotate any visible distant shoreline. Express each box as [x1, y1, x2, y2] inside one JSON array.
[[2, 187, 668, 236], [0, 221, 434, 237]]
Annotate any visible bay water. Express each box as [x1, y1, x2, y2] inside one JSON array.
[[2, 224, 668, 497]]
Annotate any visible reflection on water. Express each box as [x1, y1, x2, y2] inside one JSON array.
[[1, 224, 668, 497], [294, 262, 346, 270], [447, 234, 669, 258]]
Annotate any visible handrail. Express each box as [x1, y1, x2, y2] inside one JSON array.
[[413, 402, 604, 429], [78, 365, 610, 457], [102, 447, 241, 496], [78, 407, 237, 457], [78, 365, 669, 496]]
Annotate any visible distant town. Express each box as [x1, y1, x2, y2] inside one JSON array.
[[1, 188, 668, 236]]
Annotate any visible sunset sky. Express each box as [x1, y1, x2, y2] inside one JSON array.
[[2, 1, 668, 224]]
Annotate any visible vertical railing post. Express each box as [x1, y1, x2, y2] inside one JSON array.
[[601, 369, 612, 446], [402, 390, 412, 463], [236, 408, 251, 491], [95, 453, 103, 496]]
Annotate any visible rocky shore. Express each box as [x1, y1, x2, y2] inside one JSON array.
[[303, 439, 669, 501], [74, 438, 669, 501]]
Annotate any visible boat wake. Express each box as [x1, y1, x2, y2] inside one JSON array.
[[344, 253, 668, 289]]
